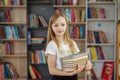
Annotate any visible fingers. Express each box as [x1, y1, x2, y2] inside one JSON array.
[[70, 69, 79, 76], [85, 60, 93, 70], [78, 64, 85, 72]]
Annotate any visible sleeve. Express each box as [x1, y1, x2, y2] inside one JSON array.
[[73, 41, 80, 53], [45, 41, 57, 55]]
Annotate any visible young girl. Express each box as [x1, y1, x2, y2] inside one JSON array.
[[45, 11, 92, 80]]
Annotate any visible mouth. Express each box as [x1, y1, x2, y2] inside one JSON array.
[[57, 31, 63, 33]]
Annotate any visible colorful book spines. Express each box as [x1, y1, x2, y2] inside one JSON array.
[[0, 25, 25, 39], [57, 8, 86, 22], [0, 42, 14, 55], [0, 9, 11, 22], [29, 13, 48, 28], [87, 7, 105, 19], [70, 25, 85, 39], [29, 65, 42, 79], [0, 0, 21, 6], [87, 30, 107, 43], [52, 0, 85, 5], [29, 50, 46, 64], [0, 62, 19, 79], [89, 46, 105, 60]]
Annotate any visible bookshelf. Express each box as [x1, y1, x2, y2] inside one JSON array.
[[27, 0, 54, 80], [117, 0, 120, 79], [26, 0, 117, 80], [117, 20, 120, 80], [52, 0, 86, 79], [87, 0, 117, 80], [0, 0, 27, 79], [118, 0, 120, 20]]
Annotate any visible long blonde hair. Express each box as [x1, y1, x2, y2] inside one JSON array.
[[46, 11, 76, 53]]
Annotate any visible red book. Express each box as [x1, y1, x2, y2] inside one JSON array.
[[31, 66, 42, 79], [5, 9, 11, 22], [0, 64, 4, 79], [101, 62, 114, 80], [71, 9, 75, 22]]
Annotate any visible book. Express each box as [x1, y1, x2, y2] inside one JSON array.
[[101, 62, 114, 80], [61, 53, 89, 72], [31, 65, 42, 79], [29, 65, 37, 79], [90, 47, 98, 60]]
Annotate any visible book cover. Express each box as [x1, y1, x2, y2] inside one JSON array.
[[29, 65, 37, 79], [90, 47, 98, 60], [31, 65, 42, 79], [101, 62, 114, 80]]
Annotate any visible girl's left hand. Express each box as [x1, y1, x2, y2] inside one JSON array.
[[85, 60, 93, 70]]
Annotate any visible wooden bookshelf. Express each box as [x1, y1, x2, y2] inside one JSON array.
[[68, 22, 86, 25], [0, 5, 26, 8], [87, 1, 115, 4], [0, 0, 27, 79], [27, 0, 54, 80], [117, 20, 120, 80], [0, 22, 26, 25], [53, 5, 86, 8], [87, 0, 117, 79]]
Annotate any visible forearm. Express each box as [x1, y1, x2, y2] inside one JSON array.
[[49, 68, 78, 76], [47, 54, 78, 76]]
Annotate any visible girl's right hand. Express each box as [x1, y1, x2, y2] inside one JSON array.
[[78, 64, 85, 72], [69, 64, 85, 76], [69, 69, 79, 76]]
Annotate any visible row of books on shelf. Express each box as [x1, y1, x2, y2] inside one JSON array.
[[88, 7, 105, 19], [0, 0, 22, 6], [87, 30, 107, 43], [0, 61, 19, 79], [0, 9, 11, 22], [0, 42, 14, 55], [31, 38, 45, 44], [69, 25, 85, 39], [52, 0, 85, 5], [28, 13, 48, 28], [29, 65, 42, 79], [0, 25, 25, 39], [57, 8, 86, 22], [29, 50, 46, 64], [86, 62, 114, 80], [27, 31, 45, 45], [89, 46, 105, 60], [88, 0, 113, 2]]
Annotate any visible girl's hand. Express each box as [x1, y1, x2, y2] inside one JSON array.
[[85, 60, 93, 70], [78, 64, 85, 72], [69, 64, 85, 76], [69, 69, 79, 76]]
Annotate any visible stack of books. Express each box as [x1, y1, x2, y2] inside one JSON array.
[[61, 53, 89, 72]]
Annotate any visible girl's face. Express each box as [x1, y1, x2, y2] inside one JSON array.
[[52, 16, 67, 37]]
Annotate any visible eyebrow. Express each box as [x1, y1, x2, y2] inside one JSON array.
[[54, 22, 66, 24]]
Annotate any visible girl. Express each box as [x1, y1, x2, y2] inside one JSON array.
[[45, 11, 92, 80]]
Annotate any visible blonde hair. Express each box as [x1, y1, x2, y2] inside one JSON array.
[[46, 11, 76, 53]]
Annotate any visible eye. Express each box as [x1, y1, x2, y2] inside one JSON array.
[[61, 24, 65, 26], [54, 24, 58, 27]]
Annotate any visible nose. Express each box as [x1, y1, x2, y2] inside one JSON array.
[[57, 25, 62, 30]]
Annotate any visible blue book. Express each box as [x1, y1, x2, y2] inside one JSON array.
[[87, 7, 91, 18]]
